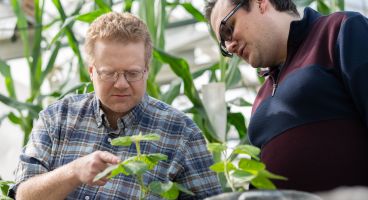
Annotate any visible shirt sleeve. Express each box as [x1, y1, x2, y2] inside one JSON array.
[[336, 13, 368, 126], [175, 126, 222, 200], [9, 111, 54, 196]]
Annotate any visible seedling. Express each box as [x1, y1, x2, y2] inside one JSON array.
[[207, 143, 287, 191], [94, 132, 194, 200]]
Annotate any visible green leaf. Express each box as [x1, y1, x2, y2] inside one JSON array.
[[153, 49, 202, 107], [293, 0, 316, 7], [58, 83, 91, 100], [175, 183, 195, 196], [0, 94, 42, 118], [210, 161, 235, 173], [232, 145, 260, 161], [335, 0, 344, 11], [123, 160, 148, 176], [111, 136, 132, 146], [227, 112, 247, 139], [225, 56, 242, 89], [0, 180, 14, 197], [231, 169, 256, 184], [109, 164, 129, 177], [317, 0, 331, 14], [131, 133, 161, 142], [149, 181, 179, 200], [238, 158, 265, 171], [146, 153, 168, 162], [122, 0, 134, 12], [95, 0, 112, 12], [258, 169, 287, 180], [11, 0, 30, 63], [76, 9, 109, 23], [141, 153, 168, 170], [207, 143, 227, 153], [52, 0, 90, 82], [161, 80, 181, 105], [93, 164, 120, 182], [7, 112, 22, 125], [40, 41, 61, 85], [250, 176, 276, 190], [228, 97, 252, 107], [181, 3, 206, 22], [0, 59, 17, 99]]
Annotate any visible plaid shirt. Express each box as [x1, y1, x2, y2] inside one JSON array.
[[12, 93, 222, 199]]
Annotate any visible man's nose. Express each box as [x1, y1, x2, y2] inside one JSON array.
[[225, 40, 238, 54], [114, 74, 130, 89]]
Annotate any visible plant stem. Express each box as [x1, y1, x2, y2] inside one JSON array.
[[223, 151, 236, 192], [135, 139, 147, 199]]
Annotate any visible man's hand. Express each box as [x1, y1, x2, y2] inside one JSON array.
[[69, 151, 121, 186]]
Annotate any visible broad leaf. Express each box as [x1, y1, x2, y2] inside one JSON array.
[[111, 136, 132, 146], [149, 181, 179, 200], [93, 164, 120, 182], [175, 183, 194, 196], [258, 169, 287, 180], [227, 112, 247, 139], [131, 133, 160, 142], [123, 160, 148, 176], [0, 59, 17, 99], [238, 158, 265, 171], [210, 161, 235, 173], [250, 176, 276, 190], [141, 153, 167, 170], [207, 143, 227, 153], [231, 169, 256, 184], [232, 145, 260, 161]]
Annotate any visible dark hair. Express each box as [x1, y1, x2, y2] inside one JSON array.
[[205, 0, 299, 24]]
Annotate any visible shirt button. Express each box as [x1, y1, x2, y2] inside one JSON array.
[[85, 196, 90, 200], [108, 138, 112, 143]]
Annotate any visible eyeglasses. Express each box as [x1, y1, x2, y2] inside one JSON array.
[[219, 0, 245, 57], [94, 66, 146, 83]]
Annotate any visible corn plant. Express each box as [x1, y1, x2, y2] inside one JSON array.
[[93, 133, 194, 200], [207, 143, 287, 191]]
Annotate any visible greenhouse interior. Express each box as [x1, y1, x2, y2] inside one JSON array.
[[1, 0, 368, 199]]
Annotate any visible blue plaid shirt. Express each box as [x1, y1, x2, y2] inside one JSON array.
[[12, 93, 222, 199]]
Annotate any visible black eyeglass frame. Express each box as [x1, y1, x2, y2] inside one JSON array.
[[219, 0, 245, 57]]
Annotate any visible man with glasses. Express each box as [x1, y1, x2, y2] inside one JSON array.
[[11, 12, 221, 199], [206, 0, 368, 193]]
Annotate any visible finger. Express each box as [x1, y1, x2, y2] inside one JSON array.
[[99, 151, 120, 164], [100, 177, 110, 182], [91, 179, 108, 186]]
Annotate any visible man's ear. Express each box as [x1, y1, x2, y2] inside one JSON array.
[[88, 65, 94, 80]]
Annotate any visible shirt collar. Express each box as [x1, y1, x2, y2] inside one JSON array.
[[93, 93, 149, 128], [288, 7, 321, 52]]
